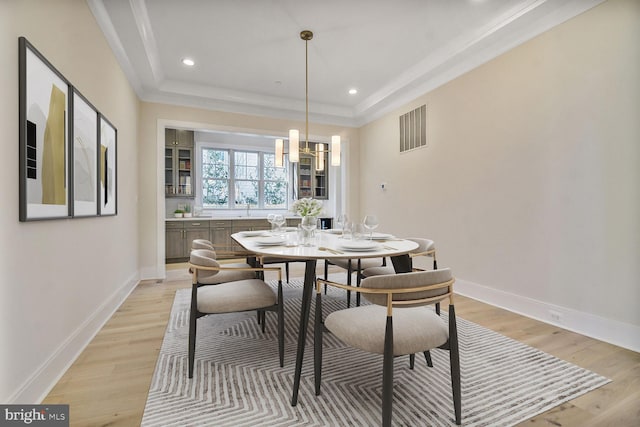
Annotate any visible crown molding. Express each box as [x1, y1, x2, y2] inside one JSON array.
[[91, 0, 605, 128]]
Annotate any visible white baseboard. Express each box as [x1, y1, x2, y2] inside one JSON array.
[[139, 265, 165, 282], [8, 272, 140, 404], [455, 278, 640, 353]]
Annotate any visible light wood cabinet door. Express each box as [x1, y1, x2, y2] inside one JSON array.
[[210, 222, 232, 255], [165, 228, 184, 259]]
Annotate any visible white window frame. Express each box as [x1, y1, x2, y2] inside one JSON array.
[[197, 144, 290, 211]]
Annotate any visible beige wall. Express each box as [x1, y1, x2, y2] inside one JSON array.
[[137, 102, 360, 278], [359, 0, 640, 331], [0, 0, 140, 402]]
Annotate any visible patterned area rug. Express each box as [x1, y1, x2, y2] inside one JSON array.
[[141, 277, 609, 426]]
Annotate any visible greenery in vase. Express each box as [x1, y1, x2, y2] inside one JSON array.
[[291, 197, 323, 217]]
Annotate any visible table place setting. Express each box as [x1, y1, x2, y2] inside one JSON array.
[[239, 230, 269, 237], [253, 236, 287, 246], [336, 239, 382, 252]]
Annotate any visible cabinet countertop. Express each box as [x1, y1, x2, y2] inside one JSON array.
[[165, 216, 300, 222]]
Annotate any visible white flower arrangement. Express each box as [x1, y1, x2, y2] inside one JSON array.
[[291, 197, 323, 217]]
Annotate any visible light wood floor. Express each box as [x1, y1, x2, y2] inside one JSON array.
[[43, 262, 640, 426]]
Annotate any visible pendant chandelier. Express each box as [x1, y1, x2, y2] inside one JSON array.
[[275, 30, 341, 170]]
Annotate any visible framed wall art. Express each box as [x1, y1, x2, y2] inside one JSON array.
[[71, 89, 99, 217], [19, 37, 71, 221], [98, 114, 117, 216]]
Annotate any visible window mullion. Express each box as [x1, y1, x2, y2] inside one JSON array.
[[229, 149, 236, 207]]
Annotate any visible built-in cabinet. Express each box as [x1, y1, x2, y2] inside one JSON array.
[[166, 218, 302, 262], [298, 144, 328, 199], [165, 220, 210, 260], [165, 128, 195, 197], [210, 220, 233, 252]]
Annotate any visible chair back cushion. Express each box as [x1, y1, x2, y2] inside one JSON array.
[[192, 239, 216, 253], [406, 238, 435, 255], [190, 249, 220, 278], [361, 268, 452, 307]]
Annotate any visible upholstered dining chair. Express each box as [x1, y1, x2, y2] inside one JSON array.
[[190, 239, 257, 283], [362, 237, 439, 318], [188, 249, 285, 378], [314, 269, 461, 426], [324, 257, 386, 307], [192, 239, 281, 328], [362, 238, 437, 277], [260, 255, 305, 284]]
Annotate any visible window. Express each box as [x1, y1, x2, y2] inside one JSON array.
[[264, 153, 288, 208], [201, 147, 288, 209], [201, 149, 230, 208]]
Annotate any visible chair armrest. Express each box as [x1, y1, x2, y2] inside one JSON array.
[[189, 263, 282, 281], [316, 277, 455, 315], [409, 249, 435, 258], [209, 244, 255, 258], [316, 278, 362, 294]]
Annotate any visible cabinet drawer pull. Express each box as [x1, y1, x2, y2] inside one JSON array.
[[191, 223, 201, 226]]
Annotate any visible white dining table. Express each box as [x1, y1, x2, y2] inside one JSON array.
[[231, 229, 419, 406]]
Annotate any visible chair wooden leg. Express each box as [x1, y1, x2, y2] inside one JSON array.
[[409, 354, 415, 370], [278, 280, 284, 367], [449, 305, 462, 425], [285, 263, 290, 283], [314, 292, 323, 396], [424, 350, 433, 367], [257, 310, 262, 324], [261, 310, 267, 333], [435, 302, 441, 316], [382, 316, 394, 427]]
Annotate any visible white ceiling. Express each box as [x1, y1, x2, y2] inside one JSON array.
[[89, 0, 603, 128]]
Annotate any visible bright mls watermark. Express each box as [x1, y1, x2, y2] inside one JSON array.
[[1, 405, 68, 426]]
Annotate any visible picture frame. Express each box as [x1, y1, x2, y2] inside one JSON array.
[[19, 37, 71, 221], [70, 88, 99, 217], [98, 114, 117, 216]]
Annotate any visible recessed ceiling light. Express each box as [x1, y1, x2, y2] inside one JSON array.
[[348, 88, 358, 95], [182, 58, 195, 66]]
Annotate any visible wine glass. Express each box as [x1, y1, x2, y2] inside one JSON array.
[[273, 214, 286, 234], [301, 216, 317, 246], [267, 213, 276, 232], [363, 215, 379, 240], [341, 221, 353, 240], [336, 213, 348, 234]]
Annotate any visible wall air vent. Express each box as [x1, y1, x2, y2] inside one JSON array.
[[399, 104, 427, 152]]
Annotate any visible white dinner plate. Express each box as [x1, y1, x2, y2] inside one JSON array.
[[370, 232, 394, 240], [325, 229, 343, 234], [240, 230, 268, 237], [338, 240, 381, 251], [254, 236, 286, 246]]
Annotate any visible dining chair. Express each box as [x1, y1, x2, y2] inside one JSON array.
[[260, 256, 305, 284], [362, 238, 437, 277], [190, 241, 257, 283], [314, 269, 461, 426], [188, 249, 285, 378], [324, 257, 385, 307], [362, 238, 440, 313]]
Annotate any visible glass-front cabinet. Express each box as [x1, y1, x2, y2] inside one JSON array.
[[298, 142, 328, 199], [165, 128, 195, 197]]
